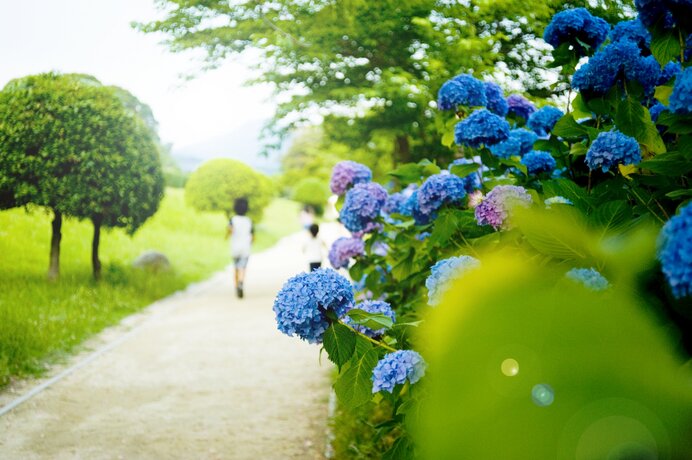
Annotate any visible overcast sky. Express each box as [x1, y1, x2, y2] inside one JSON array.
[[0, 0, 279, 171]]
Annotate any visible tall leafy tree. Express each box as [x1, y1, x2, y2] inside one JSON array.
[[136, 0, 630, 163], [0, 73, 164, 280]]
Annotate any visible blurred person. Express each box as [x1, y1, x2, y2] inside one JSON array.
[[303, 223, 326, 271], [299, 205, 315, 230], [226, 197, 253, 298]]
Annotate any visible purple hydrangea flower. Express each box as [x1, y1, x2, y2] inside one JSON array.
[[566, 267, 610, 291], [484, 81, 509, 116], [527, 106, 564, 137], [543, 8, 610, 51], [572, 40, 641, 94], [372, 350, 426, 393], [455, 109, 511, 148], [659, 61, 682, 85], [437, 74, 487, 110], [343, 300, 396, 337], [521, 150, 557, 174], [417, 172, 467, 215], [351, 222, 384, 239], [658, 202, 692, 298], [448, 158, 482, 192], [330, 161, 372, 195], [328, 237, 365, 269], [426, 255, 480, 306], [507, 94, 537, 120], [489, 129, 538, 159], [585, 131, 641, 172], [475, 185, 533, 230], [339, 182, 387, 233], [609, 19, 651, 49], [669, 67, 692, 115], [273, 269, 354, 343]]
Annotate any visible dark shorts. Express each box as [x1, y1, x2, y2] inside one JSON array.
[[309, 262, 322, 272], [234, 256, 249, 269]]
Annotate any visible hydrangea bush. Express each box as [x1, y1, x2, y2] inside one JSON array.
[[274, 4, 692, 458]]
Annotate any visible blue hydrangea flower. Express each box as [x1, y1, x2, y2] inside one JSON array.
[[455, 109, 511, 148], [507, 94, 537, 120], [544, 196, 573, 208], [566, 267, 610, 291], [572, 40, 642, 94], [521, 150, 557, 174], [489, 129, 538, 159], [475, 185, 533, 230], [426, 255, 481, 306], [484, 81, 509, 116], [658, 203, 692, 298], [527, 106, 564, 136], [416, 231, 431, 241], [659, 61, 682, 85], [417, 172, 467, 215], [343, 300, 396, 337], [328, 237, 365, 269], [585, 130, 642, 172], [649, 102, 667, 122], [634, 0, 679, 28], [449, 158, 482, 193], [437, 74, 487, 110], [384, 192, 408, 216], [609, 19, 651, 49], [372, 350, 426, 393], [273, 269, 354, 343], [330, 161, 372, 195], [402, 190, 433, 225], [543, 8, 610, 51], [669, 67, 692, 115], [339, 182, 388, 233], [624, 55, 661, 95]]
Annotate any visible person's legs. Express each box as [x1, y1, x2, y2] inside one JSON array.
[[309, 262, 321, 272], [234, 256, 249, 298]]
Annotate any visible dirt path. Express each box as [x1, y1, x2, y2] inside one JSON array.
[[0, 226, 347, 459]]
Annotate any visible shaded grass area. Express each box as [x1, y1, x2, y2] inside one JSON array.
[[0, 190, 301, 387]]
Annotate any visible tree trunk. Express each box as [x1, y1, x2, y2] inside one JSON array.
[[48, 209, 62, 281], [394, 134, 411, 164], [92, 217, 102, 281]]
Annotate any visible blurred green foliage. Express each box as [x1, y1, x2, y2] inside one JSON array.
[[184, 158, 275, 221], [417, 247, 692, 459], [292, 177, 330, 215]]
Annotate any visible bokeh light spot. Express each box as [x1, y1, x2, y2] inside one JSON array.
[[532, 383, 554, 407], [501, 358, 519, 376]]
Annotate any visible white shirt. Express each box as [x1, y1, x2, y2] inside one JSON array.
[[230, 215, 252, 257], [303, 236, 325, 263]]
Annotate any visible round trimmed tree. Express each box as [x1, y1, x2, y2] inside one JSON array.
[[292, 177, 330, 216], [185, 158, 274, 221]]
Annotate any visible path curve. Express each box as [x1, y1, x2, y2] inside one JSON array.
[[0, 225, 347, 459]]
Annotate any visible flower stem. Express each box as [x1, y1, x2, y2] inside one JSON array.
[[341, 322, 397, 352], [629, 186, 666, 225]]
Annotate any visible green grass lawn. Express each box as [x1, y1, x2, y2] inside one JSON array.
[[0, 189, 301, 387]]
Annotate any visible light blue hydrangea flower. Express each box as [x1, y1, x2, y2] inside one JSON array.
[[339, 182, 388, 233], [669, 67, 692, 115], [273, 269, 354, 343], [658, 202, 692, 298], [566, 267, 610, 291], [585, 130, 641, 172], [544, 196, 573, 208], [484, 81, 509, 116], [448, 158, 482, 192], [543, 8, 610, 51], [527, 106, 564, 136], [455, 109, 511, 148], [426, 255, 481, 306], [521, 150, 557, 174], [330, 161, 372, 195], [437, 74, 487, 110], [372, 350, 426, 393], [475, 185, 533, 230], [343, 300, 396, 337], [328, 237, 365, 269], [507, 94, 537, 120], [417, 172, 467, 215], [609, 19, 651, 49]]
